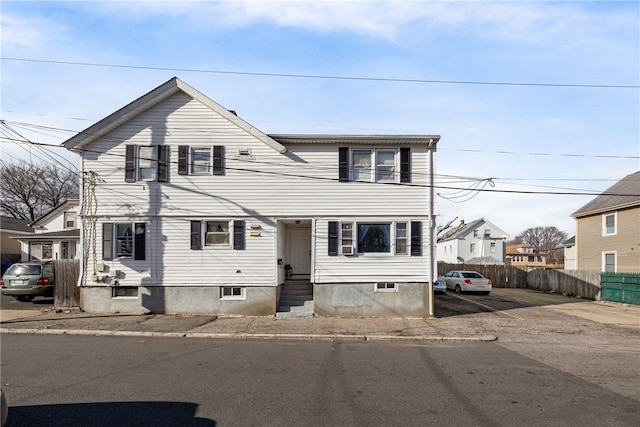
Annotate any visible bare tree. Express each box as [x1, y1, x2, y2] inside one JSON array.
[[0, 161, 79, 222], [509, 226, 568, 265]]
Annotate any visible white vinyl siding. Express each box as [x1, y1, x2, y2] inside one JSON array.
[[80, 92, 436, 286], [315, 219, 430, 283]]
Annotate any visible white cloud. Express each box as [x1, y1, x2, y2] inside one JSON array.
[[0, 12, 66, 48]]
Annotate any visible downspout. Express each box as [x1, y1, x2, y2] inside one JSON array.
[[428, 139, 436, 318]]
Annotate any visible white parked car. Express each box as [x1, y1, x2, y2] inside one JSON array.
[[442, 270, 492, 295]]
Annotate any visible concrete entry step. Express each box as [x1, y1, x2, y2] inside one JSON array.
[[277, 281, 314, 318]]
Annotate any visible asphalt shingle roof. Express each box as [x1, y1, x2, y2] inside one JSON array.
[[572, 171, 640, 218]]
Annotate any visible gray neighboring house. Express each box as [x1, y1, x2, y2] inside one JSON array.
[[437, 218, 508, 265], [0, 216, 33, 272], [571, 171, 640, 272]]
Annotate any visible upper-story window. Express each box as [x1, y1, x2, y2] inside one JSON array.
[[179, 146, 225, 176], [64, 212, 76, 229], [125, 145, 169, 183], [338, 147, 411, 183], [603, 213, 616, 236]]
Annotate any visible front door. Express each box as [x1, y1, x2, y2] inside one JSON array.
[[289, 228, 311, 279]]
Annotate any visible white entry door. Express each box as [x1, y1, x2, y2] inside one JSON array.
[[289, 228, 311, 277]]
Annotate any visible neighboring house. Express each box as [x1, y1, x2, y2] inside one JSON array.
[[437, 218, 508, 265], [62, 77, 441, 318], [15, 200, 80, 262], [571, 171, 640, 273], [0, 216, 33, 272], [563, 236, 576, 270], [506, 244, 547, 271]]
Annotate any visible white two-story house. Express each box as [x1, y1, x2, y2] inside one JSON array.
[[63, 77, 441, 318], [437, 218, 508, 265], [15, 200, 80, 262]]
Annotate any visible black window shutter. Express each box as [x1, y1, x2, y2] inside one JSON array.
[[400, 147, 411, 183], [134, 223, 146, 260], [338, 147, 349, 182], [125, 145, 136, 182], [328, 221, 338, 256], [411, 221, 422, 256], [178, 146, 189, 175], [190, 220, 202, 250], [213, 146, 225, 176], [157, 146, 169, 182], [233, 220, 245, 250], [102, 223, 113, 261]]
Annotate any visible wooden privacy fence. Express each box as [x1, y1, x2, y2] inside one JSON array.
[[601, 272, 640, 305], [437, 263, 528, 288], [526, 269, 601, 300], [54, 259, 80, 307]]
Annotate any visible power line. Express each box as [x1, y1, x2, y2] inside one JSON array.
[[2, 57, 638, 89], [2, 133, 638, 197], [3, 120, 639, 161]]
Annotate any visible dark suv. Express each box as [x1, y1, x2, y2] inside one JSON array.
[[0, 261, 55, 302]]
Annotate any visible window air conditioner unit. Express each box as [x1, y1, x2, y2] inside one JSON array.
[[341, 245, 355, 256]]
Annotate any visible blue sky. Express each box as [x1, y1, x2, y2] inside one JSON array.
[[1, 0, 638, 237]]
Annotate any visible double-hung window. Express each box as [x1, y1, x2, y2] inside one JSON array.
[[192, 147, 212, 174], [179, 146, 225, 176], [395, 222, 408, 255], [102, 222, 146, 260], [350, 149, 397, 182], [603, 213, 616, 236], [191, 220, 245, 250], [339, 147, 411, 183], [206, 221, 230, 246], [125, 145, 169, 183]]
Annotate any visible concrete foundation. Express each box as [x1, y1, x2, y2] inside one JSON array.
[[80, 286, 277, 316], [313, 282, 429, 318]]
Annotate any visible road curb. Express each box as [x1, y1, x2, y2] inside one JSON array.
[[0, 328, 498, 342]]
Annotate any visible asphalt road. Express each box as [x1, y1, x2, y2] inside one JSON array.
[[2, 334, 639, 427], [0, 294, 53, 310]]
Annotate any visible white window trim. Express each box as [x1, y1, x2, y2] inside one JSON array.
[[375, 282, 398, 292], [340, 220, 408, 257], [111, 287, 139, 299], [205, 220, 231, 247], [64, 211, 76, 229], [115, 223, 134, 258], [220, 286, 246, 300], [137, 146, 157, 182], [350, 148, 399, 183], [602, 251, 617, 272], [191, 146, 212, 175], [602, 212, 617, 236]]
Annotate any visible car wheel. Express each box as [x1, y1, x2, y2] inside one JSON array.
[[15, 295, 35, 302], [481, 291, 490, 296], [455, 284, 462, 294]]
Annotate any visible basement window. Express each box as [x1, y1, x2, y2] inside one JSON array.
[[220, 287, 246, 300], [375, 282, 398, 292], [112, 287, 138, 298]]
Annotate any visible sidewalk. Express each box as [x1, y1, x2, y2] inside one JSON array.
[[1, 288, 638, 343], [0, 309, 497, 343]]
